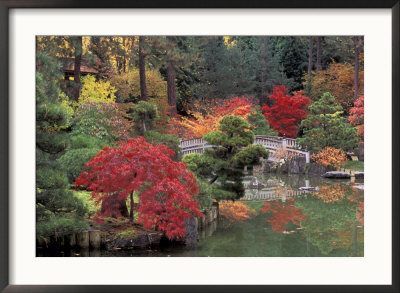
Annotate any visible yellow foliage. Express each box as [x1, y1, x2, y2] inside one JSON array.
[[304, 62, 364, 112], [223, 36, 237, 49], [110, 69, 167, 102], [110, 69, 169, 127], [311, 147, 347, 169], [55, 92, 74, 131], [77, 75, 117, 106]]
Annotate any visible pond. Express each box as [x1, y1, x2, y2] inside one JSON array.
[[37, 173, 364, 257]]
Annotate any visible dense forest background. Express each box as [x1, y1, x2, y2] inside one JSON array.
[[37, 36, 363, 114]]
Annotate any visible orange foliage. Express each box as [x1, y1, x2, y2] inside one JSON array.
[[311, 147, 347, 169], [314, 184, 347, 203], [260, 199, 306, 233], [348, 189, 364, 226], [170, 97, 254, 139], [307, 62, 364, 112], [219, 201, 256, 223]]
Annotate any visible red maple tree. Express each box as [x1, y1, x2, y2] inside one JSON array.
[[348, 95, 364, 141], [262, 85, 311, 138], [75, 137, 202, 239], [260, 199, 307, 232]]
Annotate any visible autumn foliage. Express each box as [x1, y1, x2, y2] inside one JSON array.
[[349, 95, 364, 141], [311, 146, 347, 169], [262, 85, 311, 138], [170, 97, 254, 139], [306, 61, 364, 112], [219, 201, 256, 222], [74, 137, 202, 239], [314, 184, 348, 203], [260, 199, 306, 232], [348, 189, 364, 226]]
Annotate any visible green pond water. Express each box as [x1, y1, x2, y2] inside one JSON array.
[[38, 173, 364, 257]]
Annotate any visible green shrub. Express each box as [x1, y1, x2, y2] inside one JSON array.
[[36, 215, 89, 241], [70, 134, 108, 149], [36, 189, 88, 217], [58, 148, 100, 183], [36, 167, 69, 190]]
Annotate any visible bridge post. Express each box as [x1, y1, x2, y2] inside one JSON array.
[[282, 138, 287, 148], [305, 152, 310, 164]]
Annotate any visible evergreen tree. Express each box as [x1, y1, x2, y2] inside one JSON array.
[[247, 106, 277, 135], [36, 52, 88, 242], [183, 116, 269, 201], [269, 36, 309, 91], [296, 92, 359, 153], [130, 101, 159, 136]]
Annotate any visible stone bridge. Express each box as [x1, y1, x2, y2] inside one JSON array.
[[179, 135, 310, 163]]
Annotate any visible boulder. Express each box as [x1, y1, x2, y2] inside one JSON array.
[[322, 171, 351, 179], [288, 156, 306, 174], [355, 171, 364, 179], [276, 162, 288, 174], [307, 163, 335, 176]]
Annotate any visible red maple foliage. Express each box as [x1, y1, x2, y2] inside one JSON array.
[[348, 95, 364, 141], [262, 85, 311, 138], [74, 137, 202, 239], [168, 97, 254, 139], [260, 199, 307, 232]]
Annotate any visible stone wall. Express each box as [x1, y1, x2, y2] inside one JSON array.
[[253, 156, 306, 174]]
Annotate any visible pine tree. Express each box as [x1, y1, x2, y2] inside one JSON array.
[[36, 52, 88, 242], [296, 92, 359, 153], [183, 116, 269, 201]]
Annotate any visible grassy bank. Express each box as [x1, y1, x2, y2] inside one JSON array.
[[342, 161, 364, 171]]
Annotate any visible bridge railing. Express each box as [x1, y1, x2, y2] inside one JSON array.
[[179, 135, 310, 163]]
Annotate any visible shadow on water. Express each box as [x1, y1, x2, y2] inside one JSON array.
[[37, 173, 364, 257]]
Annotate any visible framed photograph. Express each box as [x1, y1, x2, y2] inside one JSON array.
[[1, 1, 399, 292]]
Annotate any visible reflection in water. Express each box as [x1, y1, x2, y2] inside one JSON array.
[[260, 199, 307, 233], [219, 201, 256, 223], [37, 174, 364, 257]]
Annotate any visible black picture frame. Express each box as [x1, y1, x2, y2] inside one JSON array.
[[1, 1, 399, 292]]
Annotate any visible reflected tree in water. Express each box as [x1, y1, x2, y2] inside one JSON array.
[[261, 199, 307, 233]]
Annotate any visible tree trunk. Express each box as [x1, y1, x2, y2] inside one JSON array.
[[167, 37, 177, 116], [139, 36, 148, 101], [316, 36, 322, 71], [261, 36, 269, 102], [307, 36, 313, 77], [129, 192, 134, 221], [307, 36, 313, 94], [353, 36, 360, 101], [73, 36, 82, 101]]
